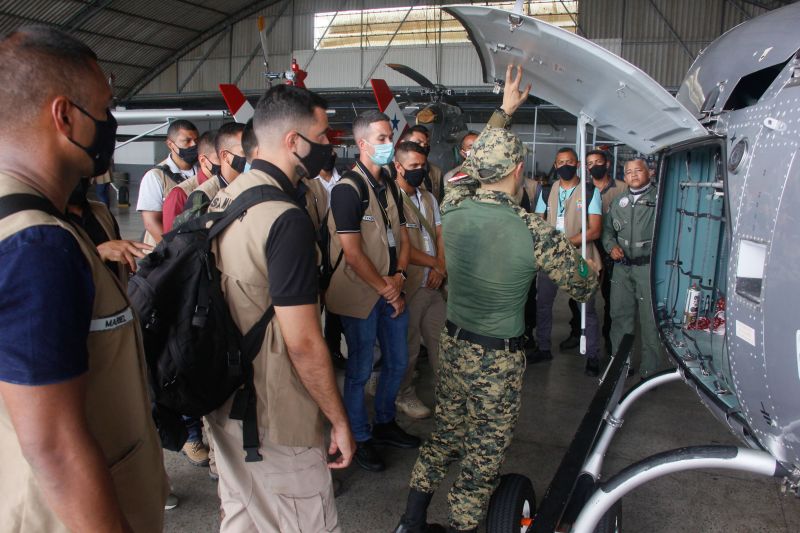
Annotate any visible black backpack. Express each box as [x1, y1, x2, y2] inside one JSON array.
[[128, 184, 290, 461]]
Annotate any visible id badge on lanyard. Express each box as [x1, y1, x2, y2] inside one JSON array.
[[387, 227, 396, 247], [556, 215, 566, 232]]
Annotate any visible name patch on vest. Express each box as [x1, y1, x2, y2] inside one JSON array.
[[407, 223, 419, 229], [362, 215, 375, 222], [90, 307, 134, 332]]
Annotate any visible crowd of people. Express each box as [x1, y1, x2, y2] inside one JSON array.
[[0, 26, 664, 533]]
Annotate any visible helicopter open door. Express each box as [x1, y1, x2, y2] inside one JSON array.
[[444, 4, 707, 156]]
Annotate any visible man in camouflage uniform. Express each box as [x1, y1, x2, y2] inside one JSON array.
[[394, 65, 599, 533]]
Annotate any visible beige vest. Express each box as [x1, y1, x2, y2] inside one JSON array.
[[175, 173, 201, 197], [401, 189, 438, 300], [326, 165, 403, 319], [0, 175, 166, 532], [209, 169, 324, 447], [142, 163, 190, 246], [424, 163, 443, 202], [87, 199, 129, 285], [196, 175, 223, 204], [304, 177, 329, 233], [545, 183, 602, 266], [599, 179, 627, 214]]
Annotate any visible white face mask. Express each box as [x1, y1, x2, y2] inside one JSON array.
[[462, 149, 471, 159]]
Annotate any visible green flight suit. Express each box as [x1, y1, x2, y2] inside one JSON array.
[[602, 184, 663, 377]]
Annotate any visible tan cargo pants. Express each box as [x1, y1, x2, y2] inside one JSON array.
[[206, 411, 339, 533]]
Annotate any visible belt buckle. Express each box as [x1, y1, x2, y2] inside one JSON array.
[[504, 339, 510, 351]]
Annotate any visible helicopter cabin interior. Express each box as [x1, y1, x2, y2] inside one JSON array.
[[652, 140, 739, 412]]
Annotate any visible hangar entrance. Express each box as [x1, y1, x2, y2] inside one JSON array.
[[652, 141, 738, 411]]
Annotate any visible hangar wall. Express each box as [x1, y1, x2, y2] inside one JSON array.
[[135, 0, 771, 98]]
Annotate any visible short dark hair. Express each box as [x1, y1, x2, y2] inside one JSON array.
[[401, 124, 430, 141], [197, 130, 217, 157], [353, 110, 390, 142], [557, 147, 578, 160], [215, 121, 245, 155], [460, 130, 479, 149], [0, 26, 99, 124], [253, 84, 328, 143], [167, 120, 198, 140], [395, 141, 427, 161], [586, 149, 609, 164], [241, 119, 258, 160]]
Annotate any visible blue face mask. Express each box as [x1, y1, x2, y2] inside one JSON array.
[[243, 161, 251, 173], [368, 141, 395, 166]]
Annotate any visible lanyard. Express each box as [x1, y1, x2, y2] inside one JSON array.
[[357, 161, 392, 231], [558, 186, 577, 217]]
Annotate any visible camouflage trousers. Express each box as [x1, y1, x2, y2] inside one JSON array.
[[409, 330, 526, 530]]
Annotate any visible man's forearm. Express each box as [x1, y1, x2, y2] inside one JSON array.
[[287, 336, 349, 429], [27, 430, 131, 533], [345, 248, 388, 292], [408, 246, 436, 269]]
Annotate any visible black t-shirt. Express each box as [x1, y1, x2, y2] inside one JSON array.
[[250, 159, 319, 307], [330, 163, 405, 274]]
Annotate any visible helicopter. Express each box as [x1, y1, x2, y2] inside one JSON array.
[[443, 3, 800, 532], [373, 63, 469, 172]]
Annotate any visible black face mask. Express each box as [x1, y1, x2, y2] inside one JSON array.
[[68, 102, 117, 177], [68, 177, 91, 206], [589, 165, 607, 180], [210, 162, 222, 177], [557, 164, 578, 181], [322, 152, 337, 172], [230, 153, 247, 174], [421, 144, 431, 156], [402, 166, 428, 188], [177, 144, 198, 166], [294, 132, 334, 179]]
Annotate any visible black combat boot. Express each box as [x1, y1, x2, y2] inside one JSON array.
[[393, 489, 446, 533]]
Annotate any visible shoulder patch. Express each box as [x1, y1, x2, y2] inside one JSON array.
[[618, 197, 630, 208]]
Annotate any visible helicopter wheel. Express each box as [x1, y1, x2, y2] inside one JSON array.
[[487, 473, 536, 533]]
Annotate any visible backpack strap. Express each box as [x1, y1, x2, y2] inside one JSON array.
[[206, 183, 290, 462], [208, 184, 292, 240], [326, 171, 369, 278], [154, 164, 187, 186], [0, 193, 69, 223]]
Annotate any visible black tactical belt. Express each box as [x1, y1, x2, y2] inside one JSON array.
[[445, 320, 525, 352], [619, 256, 650, 266]]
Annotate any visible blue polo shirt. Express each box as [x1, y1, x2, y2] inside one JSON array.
[[0, 225, 94, 385]]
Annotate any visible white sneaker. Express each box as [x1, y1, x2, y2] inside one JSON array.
[[396, 394, 432, 419], [164, 493, 179, 510]]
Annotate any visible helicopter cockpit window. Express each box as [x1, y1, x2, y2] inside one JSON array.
[[723, 59, 790, 111], [735, 240, 767, 303]]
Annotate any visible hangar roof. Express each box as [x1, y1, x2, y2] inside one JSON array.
[[0, 0, 283, 99]]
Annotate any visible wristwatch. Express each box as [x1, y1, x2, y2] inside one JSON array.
[[394, 269, 408, 280]]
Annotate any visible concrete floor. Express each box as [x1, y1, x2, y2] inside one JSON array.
[[108, 195, 800, 532]]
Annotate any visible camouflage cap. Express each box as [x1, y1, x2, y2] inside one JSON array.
[[461, 127, 526, 184]]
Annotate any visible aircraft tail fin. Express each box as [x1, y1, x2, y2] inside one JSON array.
[[370, 78, 409, 145], [219, 84, 254, 123]]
